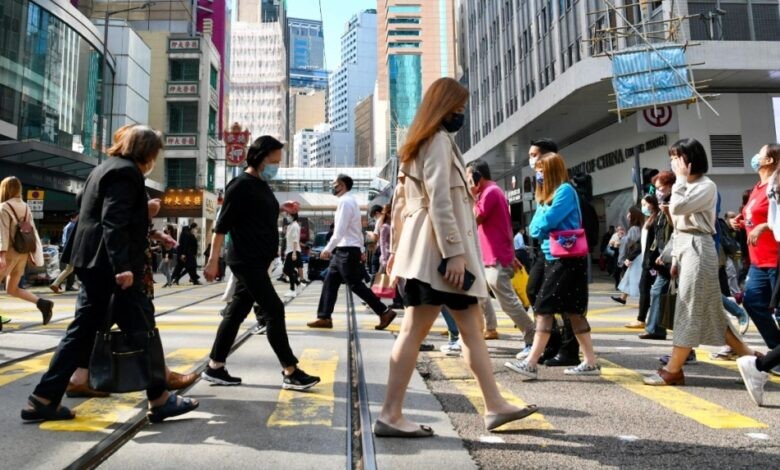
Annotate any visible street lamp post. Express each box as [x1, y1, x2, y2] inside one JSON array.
[[97, 2, 155, 162]]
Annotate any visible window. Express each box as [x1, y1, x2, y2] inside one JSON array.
[[170, 59, 199, 81], [166, 158, 197, 188], [388, 17, 420, 24], [389, 29, 421, 36], [389, 42, 420, 48], [208, 107, 217, 137], [210, 66, 218, 89], [388, 5, 421, 13], [168, 102, 198, 133], [207, 159, 215, 192]]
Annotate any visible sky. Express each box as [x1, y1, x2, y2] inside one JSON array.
[[286, 0, 378, 70]]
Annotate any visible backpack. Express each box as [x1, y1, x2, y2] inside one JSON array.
[[5, 203, 36, 254], [578, 194, 599, 251]]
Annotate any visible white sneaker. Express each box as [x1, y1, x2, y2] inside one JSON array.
[[736, 356, 768, 406], [564, 362, 602, 376], [515, 345, 533, 360], [504, 360, 538, 380], [440, 342, 462, 356], [284, 290, 297, 298]]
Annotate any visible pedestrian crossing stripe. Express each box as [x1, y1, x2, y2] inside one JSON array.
[[599, 359, 767, 429], [41, 348, 208, 432], [694, 349, 780, 385], [267, 349, 339, 427], [0, 353, 54, 387], [432, 356, 553, 431]]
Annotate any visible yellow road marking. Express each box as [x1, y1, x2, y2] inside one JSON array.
[[0, 353, 54, 387], [433, 356, 552, 431], [600, 359, 767, 429], [694, 349, 780, 385], [267, 349, 339, 427], [41, 348, 208, 432]]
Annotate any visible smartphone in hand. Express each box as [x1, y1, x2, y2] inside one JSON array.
[[437, 258, 476, 291]]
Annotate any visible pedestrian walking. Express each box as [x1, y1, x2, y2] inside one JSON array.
[[738, 345, 780, 405], [50, 212, 78, 293], [466, 159, 535, 349], [202, 136, 320, 391], [22, 126, 199, 422], [159, 225, 176, 287], [376, 78, 538, 438], [514, 227, 530, 270], [625, 196, 659, 329], [613, 207, 644, 305], [608, 226, 625, 289], [306, 174, 397, 330], [0, 177, 54, 330], [505, 152, 601, 380], [644, 138, 757, 386], [173, 225, 201, 285], [282, 203, 303, 298]]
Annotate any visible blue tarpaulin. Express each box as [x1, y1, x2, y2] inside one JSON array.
[[611, 43, 694, 110]]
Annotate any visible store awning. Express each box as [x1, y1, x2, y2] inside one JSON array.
[[0, 141, 98, 179]]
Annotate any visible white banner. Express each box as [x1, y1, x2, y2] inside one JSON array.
[[637, 106, 679, 133]]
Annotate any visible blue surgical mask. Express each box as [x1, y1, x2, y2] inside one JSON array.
[[535, 171, 544, 185], [261, 163, 279, 180], [751, 154, 763, 172], [641, 206, 651, 216]]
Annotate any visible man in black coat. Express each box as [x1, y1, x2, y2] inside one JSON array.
[[172, 225, 200, 285]]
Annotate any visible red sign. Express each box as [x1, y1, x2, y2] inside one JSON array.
[[642, 106, 673, 127], [224, 124, 251, 166]]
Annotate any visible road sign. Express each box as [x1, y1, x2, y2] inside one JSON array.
[[27, 190, 44, 200], [28, 200, 44, 211]]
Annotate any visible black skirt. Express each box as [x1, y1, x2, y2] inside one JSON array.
[[403, 278, 478, 311], [533, 257, 588, 315]]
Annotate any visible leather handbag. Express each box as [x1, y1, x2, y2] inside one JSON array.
[[548, 190, 588, 258], [660, 279, 677, 331], [371, 273, 396, 299], [5, 204, 37, 254], [89, 289, 166, 393]]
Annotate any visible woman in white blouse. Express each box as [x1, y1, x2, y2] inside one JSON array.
[[644, 138, 756, 386]]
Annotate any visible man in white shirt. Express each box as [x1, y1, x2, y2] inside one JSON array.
[[307, 174, 397, 330], [283, 209, 302, 298]]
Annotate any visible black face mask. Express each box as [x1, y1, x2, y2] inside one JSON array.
[[331, 185, 341, 196], [442, 113, 465, 133]]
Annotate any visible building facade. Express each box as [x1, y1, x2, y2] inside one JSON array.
[[376, 0, 458, 159], [290, 89, 326, 135], [355, 95, 374, 167], [288, 17, 328, 90], [0, 0, 117, 239], [457, 0, 780, 238]]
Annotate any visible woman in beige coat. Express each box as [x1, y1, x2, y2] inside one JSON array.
[[0, 176, 53, 330], [375, 77, 538, 437]]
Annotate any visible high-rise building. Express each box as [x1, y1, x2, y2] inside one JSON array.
[[288, 17, 328, 90], [457, 0, 780, 237], [196, 0, 231, 139], [237, 0, 283, 24], [376, 1, 458, 160], [290, 90, 327, 134], [354, 95, 374, 167]]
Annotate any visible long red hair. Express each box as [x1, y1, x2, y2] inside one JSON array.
[[399, 77, 469, 162]]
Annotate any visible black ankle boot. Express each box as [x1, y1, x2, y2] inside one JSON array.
[[37, 298, 54, 325]]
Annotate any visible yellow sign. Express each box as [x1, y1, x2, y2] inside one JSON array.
[[27, 190, 45, 200]]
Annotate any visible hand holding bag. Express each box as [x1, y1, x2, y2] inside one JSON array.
[[548, 192, 588, 258], [371, 273, 396, 299], [660, 279, 677, 331], [89, 289, 166, 393]]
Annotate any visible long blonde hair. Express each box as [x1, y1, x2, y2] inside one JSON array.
[[399, 77, 469, 163], [0, 176, 22, 203]]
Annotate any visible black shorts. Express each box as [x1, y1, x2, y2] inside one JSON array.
[[403, 278, 478, 311], [533, 257, 588, 315]]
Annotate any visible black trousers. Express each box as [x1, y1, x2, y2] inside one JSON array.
[[210, 262, 298, 368], [317, 247, 387, 319], [34, 266, 165, 402], [637, 268, 655, 323], [283, 252, 300, 290], [527, 255, 579, 356], [173, 256, 199, 283]]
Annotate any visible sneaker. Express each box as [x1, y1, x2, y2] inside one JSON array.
[[738, 314, 750, 335], [771, 365, 780, 377], [659, 351, 697, 366], [440, 342, 462, 356], [515, 345, 533, 360], [504, 360, 538, 380], [282, 368, 320, 391], [250, 322, 267, 335], [0, 315, 11, 324], [736, 356, 768, 406], [202, 366, 242, 386], [710, 346, 737, 361], [284, 290, 298, 298], [564, 362, 602, 376]]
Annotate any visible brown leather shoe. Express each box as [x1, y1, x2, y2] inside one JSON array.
[[65, 382, 110, 398], [167, 371, 198, 390], [375, 309, 397, 330], [484, 329, 499, 340], [307, 318, 333, 329]]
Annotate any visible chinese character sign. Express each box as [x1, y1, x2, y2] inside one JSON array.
[[225, 124, 251, 166]]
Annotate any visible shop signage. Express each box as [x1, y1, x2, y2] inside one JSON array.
[[224, 123, 251, 166], [169, 39, 200, 51], [159, 189, 218, 220], [165, 135, 198, 147], [506, 188, 522, 204], [568, 135, 668, 176], [27, 190, 45, 200], [167, 83, 199, 95]]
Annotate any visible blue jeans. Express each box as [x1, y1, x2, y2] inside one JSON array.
[[743, 266, 780, 349], [645, 275, 669, 337], [441, 307, 459, 343]]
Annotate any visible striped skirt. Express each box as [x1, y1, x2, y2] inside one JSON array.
[[672, 231, 734, 347]]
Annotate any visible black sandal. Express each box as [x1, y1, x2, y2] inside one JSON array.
[[147, 393, 199, 423], [21, 395, 75, 422]]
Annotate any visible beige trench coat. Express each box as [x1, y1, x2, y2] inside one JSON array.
[[390, 131, 488, 299]]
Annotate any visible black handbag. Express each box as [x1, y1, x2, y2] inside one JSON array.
[[89, 289, 166, 393], [660, 279, 677, 331]]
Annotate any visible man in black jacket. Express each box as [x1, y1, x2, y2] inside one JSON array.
[[172, 225, 201, 285]]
